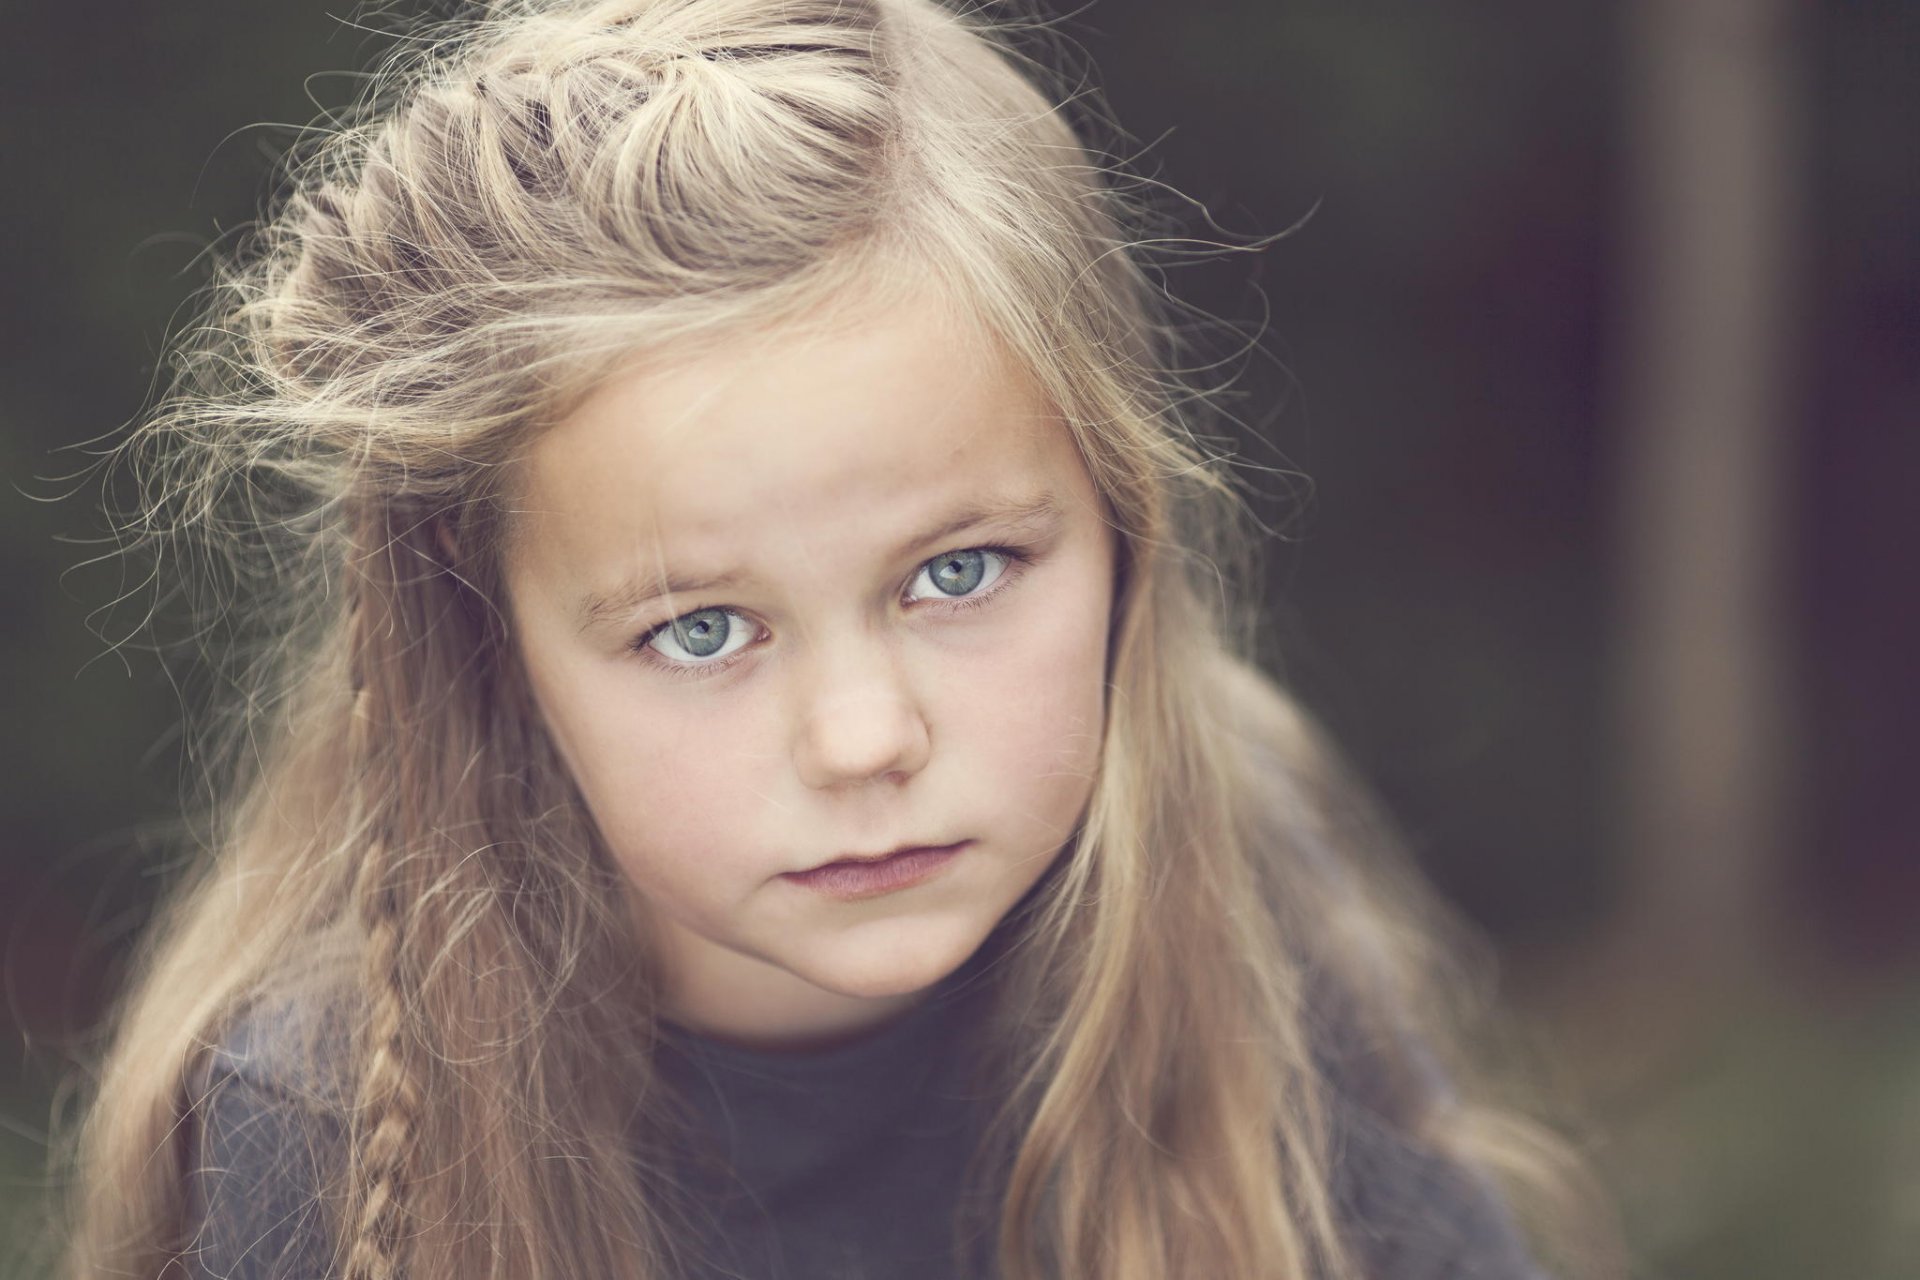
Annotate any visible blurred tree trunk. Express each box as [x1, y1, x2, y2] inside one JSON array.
[[1605, 0, 1803, 1003]]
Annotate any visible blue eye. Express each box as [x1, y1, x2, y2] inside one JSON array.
[[907, 548, 1011, 602], [640, 606, 757, 666], [629, 544, 1033, 681]]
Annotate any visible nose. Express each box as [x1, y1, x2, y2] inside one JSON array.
[[791, 636, 932, 791]]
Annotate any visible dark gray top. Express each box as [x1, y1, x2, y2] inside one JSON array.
[[180, 945, 1548, 1280]]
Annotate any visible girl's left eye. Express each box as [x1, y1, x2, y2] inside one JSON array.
[[629, 545, 1030, 680]]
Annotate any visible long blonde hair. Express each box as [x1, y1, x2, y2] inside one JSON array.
[[51, 2, 1617, 1277]]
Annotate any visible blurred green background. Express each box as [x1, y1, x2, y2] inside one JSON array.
[[3, 2, 1915, 1276]]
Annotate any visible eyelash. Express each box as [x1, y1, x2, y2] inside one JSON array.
[[628, 544, 1034, 682]]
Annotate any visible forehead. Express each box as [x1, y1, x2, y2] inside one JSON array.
[[512, 291, 1080, 569]]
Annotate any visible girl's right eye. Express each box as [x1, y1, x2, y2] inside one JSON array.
[[634, 606, 760, 675]]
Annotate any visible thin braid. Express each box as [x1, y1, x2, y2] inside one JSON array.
[[342, 604, 427, 1280]]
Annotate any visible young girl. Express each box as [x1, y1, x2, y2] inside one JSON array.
[[55, 1, 1614, 1277]]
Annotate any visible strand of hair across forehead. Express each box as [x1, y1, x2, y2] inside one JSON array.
[[342, 594, 425, 1280]]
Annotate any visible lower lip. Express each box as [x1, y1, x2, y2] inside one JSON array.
[[782, 842, 969, 901]]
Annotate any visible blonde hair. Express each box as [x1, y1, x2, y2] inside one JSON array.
[[49, 2, 1619, 1277]]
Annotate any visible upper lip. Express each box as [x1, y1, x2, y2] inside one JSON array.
[[794, 840, 963, 873]]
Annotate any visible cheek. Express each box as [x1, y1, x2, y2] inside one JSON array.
[[526, 657, 780, 886], [950, 577, 1111, 803]]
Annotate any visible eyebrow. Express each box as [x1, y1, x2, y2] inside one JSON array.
[[574, 490, 1066, 633]]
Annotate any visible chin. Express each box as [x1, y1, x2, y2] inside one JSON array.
[[797, 924, 974, 1001]]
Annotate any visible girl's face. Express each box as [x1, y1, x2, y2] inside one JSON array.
[[501, 287, 1116, 1051]]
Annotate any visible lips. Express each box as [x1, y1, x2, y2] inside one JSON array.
[[798, 840, 963, 873], [779, 840, 968, 901]]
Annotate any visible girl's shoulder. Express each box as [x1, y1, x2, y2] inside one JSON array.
[[1310, 951, 1549, 1279], [179, 990, 360, 1279], [1323, 1081, 1549, 1280], [190, 980, 362, 1102]]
